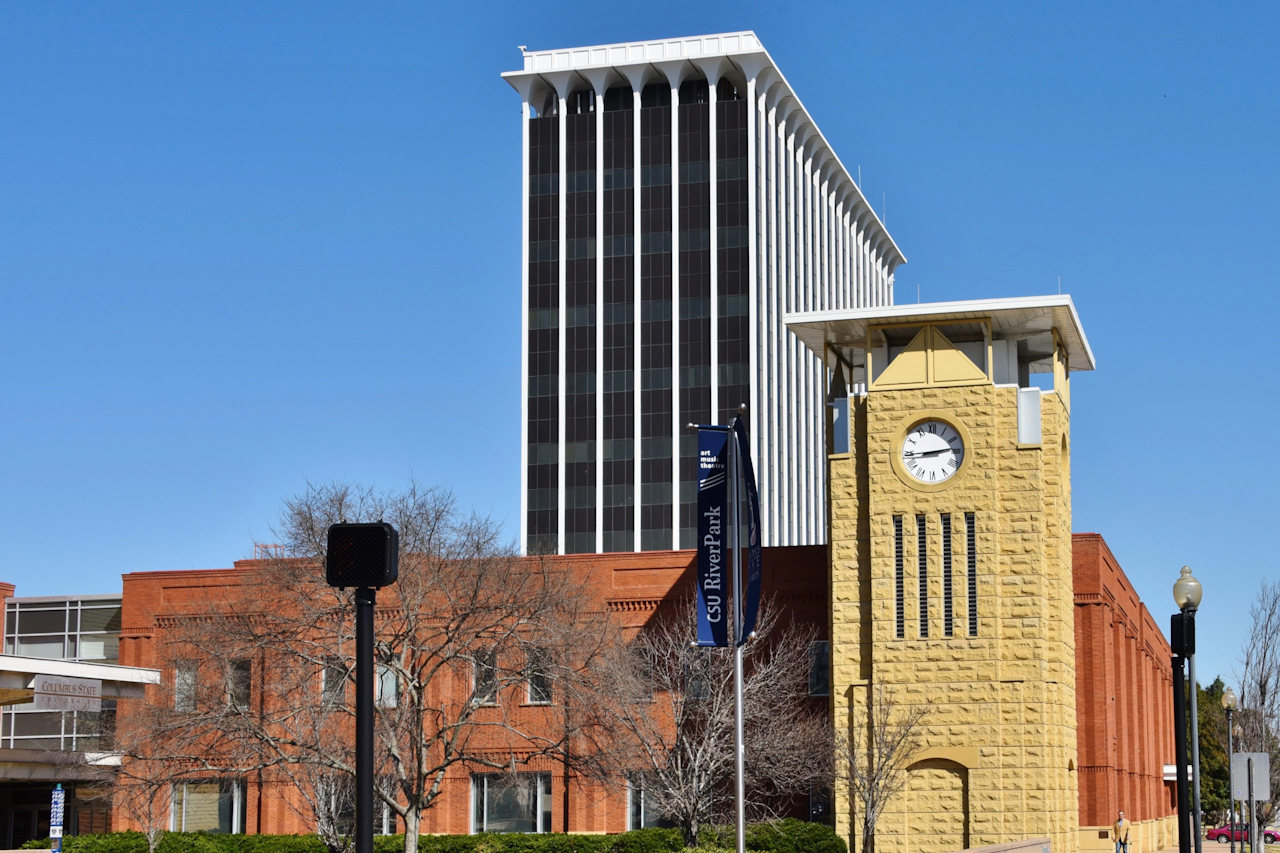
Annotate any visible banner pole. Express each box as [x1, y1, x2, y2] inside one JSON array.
[[730, 417, 746, 853]]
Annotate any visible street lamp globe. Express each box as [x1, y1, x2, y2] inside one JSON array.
[[1222, 687, 1238, 711], [1173, 565, 1203, 611], [1233, 724, 1243, 739]]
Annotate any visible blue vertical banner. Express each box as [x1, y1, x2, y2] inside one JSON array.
[[50, 784, 65, 853], [734, 417, 763, 644], [696, 427, 730, 647]]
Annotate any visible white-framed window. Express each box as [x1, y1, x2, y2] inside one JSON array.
[[526, 649, 551, 705], [171, 780, 245, 833], [471, 773, 551, 834], [316, 775, 395, 836], [321, 656, 346, 704], [627, 774, 667, 830], [808, 641, 831, 697], [175, 662, 198, 712], [375, 664, 398, 709]]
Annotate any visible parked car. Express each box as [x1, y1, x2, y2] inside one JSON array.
[[1206, 825, 1280, 844]]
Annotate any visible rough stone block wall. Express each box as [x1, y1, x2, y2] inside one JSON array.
[[831, 379, 1079, 853]]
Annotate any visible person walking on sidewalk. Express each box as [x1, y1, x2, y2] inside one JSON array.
[[1114, 811, 1132, 853]]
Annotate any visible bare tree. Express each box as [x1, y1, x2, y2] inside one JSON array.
[[837, 683, 929, 853], [591, 598, 830, 847], [96, 698, 180, 853], [141, 481, 615, 853], [1235, 579, 1280, 827]]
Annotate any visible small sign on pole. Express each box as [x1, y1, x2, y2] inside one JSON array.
[[1232, 753, 1271, 802], [50, 784, 65, 853]]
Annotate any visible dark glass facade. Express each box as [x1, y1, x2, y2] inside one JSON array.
[[601, 86, 635, 553], [677, 79, 711, 549], [716, 82, 750, 426], [639, 83, 673, 551], [564, 93, 597, 554], [527, 114, 559, 555]]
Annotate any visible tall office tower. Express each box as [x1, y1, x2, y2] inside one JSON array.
[[503, 32, 904, 555]]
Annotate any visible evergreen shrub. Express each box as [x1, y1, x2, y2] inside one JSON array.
[[21, 821, 838, 853]]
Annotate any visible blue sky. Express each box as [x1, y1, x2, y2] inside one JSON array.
[[2, 2, 1275, 686]]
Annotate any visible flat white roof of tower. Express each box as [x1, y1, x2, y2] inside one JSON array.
[[785, 294, 1096, 371], [501, 30, 905, 270]]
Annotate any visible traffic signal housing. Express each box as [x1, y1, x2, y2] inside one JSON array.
[[326, 523, 399, 589]]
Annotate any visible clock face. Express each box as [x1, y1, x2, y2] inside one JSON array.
[[901, 420, 965, 483]]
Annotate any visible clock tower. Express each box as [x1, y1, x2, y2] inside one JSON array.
[[787, 296, 1094, 853]]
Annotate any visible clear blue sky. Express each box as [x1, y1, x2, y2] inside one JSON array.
[[2, 2, 1275, 687]]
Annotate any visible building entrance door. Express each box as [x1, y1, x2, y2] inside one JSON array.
[[0, 784, 59, 849], [10, 805, 52, 848]]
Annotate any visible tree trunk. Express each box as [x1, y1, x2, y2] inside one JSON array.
[[685, 816, 699, 849], [402, 808, 420, 853]]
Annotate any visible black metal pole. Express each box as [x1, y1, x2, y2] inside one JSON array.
[[356, 587, 376, 853], [1248, 759, 1256, 853], [1174, 652, 1192, 853], [1228, 710, 1235, 853]]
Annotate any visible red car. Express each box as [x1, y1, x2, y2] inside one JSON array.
[[1206, 825, 1279, 844]]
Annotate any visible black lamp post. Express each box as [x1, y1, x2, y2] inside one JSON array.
[[1174, 566, 1204, 853], [1223, 688, 1239, 853]]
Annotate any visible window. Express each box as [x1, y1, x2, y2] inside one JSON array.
[[375, 664, 399, 709], [641, 368, 671, 391], [917, 515, 928, 638], [630, 646, 654, 702], [473, 649, 498, 706], [603, 235, 633, 257], [942, 514, 954, 638], [565, 170, 595, 193], [603, 371, 633, 393], [893, 517, 904, 639], [682, 661, 708, 702], [628, 775, 668, 830], [175, 662, 197, 712], [226, 659, 252, 709], [717, 225, 749, 248], [313, 774, 394, 835], [472, 774, 551, 834], [526, 649, 552, 705], [966, 513, 978, 637], [4, 598, 121, 663], [171, 780, 245, 833], [809, 783, 833, 826], [529, 174, 558, 196], [322, 656, 346, 703], [808, 641, 831, 697]]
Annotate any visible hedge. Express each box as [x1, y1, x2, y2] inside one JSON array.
[[21, 821, 842, 853]]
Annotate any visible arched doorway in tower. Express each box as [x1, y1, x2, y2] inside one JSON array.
[[904, 758, 970, 852]]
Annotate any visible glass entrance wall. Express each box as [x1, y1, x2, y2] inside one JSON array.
[[1, 595, 122, 752], [0, 783, 105, 848]]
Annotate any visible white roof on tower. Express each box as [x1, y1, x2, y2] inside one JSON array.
[[786, 294, 1096, 372], [501, 30, 905, 271]]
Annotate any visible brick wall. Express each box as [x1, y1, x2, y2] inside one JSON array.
[[1072, 533, 1177, 852], [115, 546, 829, 836]]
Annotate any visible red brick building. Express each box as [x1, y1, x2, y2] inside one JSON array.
[[1073, 534, 1177, 851], [108, 534, 1173, 843]]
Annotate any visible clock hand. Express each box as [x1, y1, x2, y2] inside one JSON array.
[[903, 448, 957, 458]]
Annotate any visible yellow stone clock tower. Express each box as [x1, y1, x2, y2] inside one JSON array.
[[787, 296, 1095, 853]]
